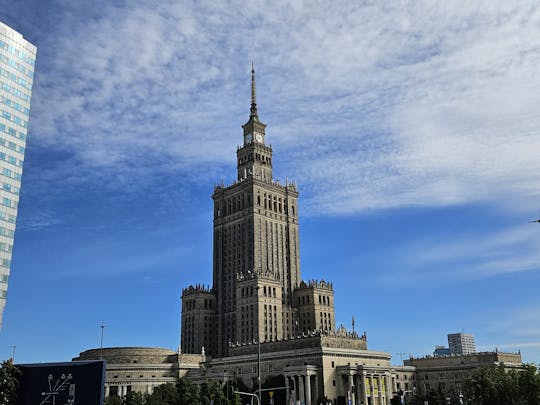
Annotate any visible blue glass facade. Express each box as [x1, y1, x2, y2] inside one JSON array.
[[0, 22, 36, 328]]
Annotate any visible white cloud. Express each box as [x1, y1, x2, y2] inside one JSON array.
[[25, 0, 540, 214]]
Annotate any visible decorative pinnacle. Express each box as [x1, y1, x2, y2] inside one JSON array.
[[250, 62, 258, 119]]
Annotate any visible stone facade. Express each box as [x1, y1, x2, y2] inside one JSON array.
[[404, 351, 523, 398], [73, 347, 205, 396], [181, 66, 331, 359], [74, 345, 523, 404], [186, 330, 390, 404], [181, 285, 216, 355]]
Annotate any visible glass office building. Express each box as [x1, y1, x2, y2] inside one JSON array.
[[0, 22, 36, 328]]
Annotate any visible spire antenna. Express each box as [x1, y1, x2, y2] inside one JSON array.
[[250, 62, 258, 119]]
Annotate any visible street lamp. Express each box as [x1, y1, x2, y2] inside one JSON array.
[[256, 286, 262, 401], [99, 324, 106, 360]]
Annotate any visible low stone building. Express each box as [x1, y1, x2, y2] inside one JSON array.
[[404, 351, 523, 399], [74, 345, 524, 404], [73, 347, 204, 397]]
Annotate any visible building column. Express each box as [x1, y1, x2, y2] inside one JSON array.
[[349, 373, 355, 405], [299, 375, 305, 404], [354, 375, 361, 405], [370, 375, 375, 405], [305, 374, 312, 405], [361, 373, 368, 405], [378, 375, 383, 405], [386, 374, 394, 404], [313, 373, 319, 403]]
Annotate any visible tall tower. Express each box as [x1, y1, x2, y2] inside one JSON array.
[[211, 66, 300, 356], [181, 66, 336, 358], [0, 22, 36, 328]]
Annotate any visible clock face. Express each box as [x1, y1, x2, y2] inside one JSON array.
[[255, 133, 263, 142], [245, 133, 253, 143]]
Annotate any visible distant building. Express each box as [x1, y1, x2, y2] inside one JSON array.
[[405, 351, 522, 399], [0, 22, 37, 328], [433, 345, 451, 356], [448, 333, 476, 355]]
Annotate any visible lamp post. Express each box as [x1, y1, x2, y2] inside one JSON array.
[[256, 286, 262, 401], [100, 324, 106, 360]]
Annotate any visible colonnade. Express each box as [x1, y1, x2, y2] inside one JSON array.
[[344, 371, 392, 405], [284, 371, 318, 405], [104, 383, 156, 398]]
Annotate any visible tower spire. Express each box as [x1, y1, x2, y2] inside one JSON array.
[[250, 62, 258, 119]]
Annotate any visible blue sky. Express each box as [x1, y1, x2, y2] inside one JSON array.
[[1, 0, 539, 365]]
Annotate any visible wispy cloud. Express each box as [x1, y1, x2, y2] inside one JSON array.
[[21, 0, 540, 216], [378, 223, 540, 284], [477, 305, 540, 360]]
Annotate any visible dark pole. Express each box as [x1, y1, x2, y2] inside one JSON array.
[[256, 286, 261, 403], [100, 325, 106, 360]]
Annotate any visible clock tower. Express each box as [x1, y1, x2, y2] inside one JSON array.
[[237, 64, 272, 181]]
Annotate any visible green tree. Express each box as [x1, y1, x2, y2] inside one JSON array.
[[516, 364, 540, 405], [200, 380, 227, 404], [124, 390, 144, 405], [465, 364, 540, 405], [424, 386, 446, 405], [230, 378, 251, 405], [0, 360, 21, 405], [146, 383, 178, 405], [176, 378, 201, 404], [104, 395, 123, 405]]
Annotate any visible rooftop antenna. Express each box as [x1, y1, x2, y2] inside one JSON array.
[[250, 61, 258, 119]]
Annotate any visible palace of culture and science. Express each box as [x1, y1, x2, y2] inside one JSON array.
[[181, 66, 337, 359], [75, 67, 523, 405]]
